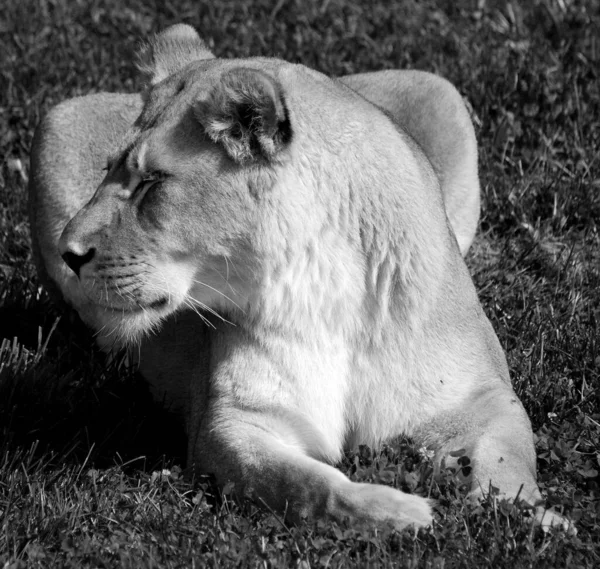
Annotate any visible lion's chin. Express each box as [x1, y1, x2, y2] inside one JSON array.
[[88, 298, 176, 350]]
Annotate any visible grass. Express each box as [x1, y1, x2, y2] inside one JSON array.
[[1, 0, 599, 566]]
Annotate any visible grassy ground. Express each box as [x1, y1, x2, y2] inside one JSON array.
[[1, 0, 599, 566]]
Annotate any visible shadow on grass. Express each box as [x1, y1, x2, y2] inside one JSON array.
[[0, 269, 187, 474]]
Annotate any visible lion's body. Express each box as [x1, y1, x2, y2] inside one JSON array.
[[29, 25, 569, 531], [340, 70, 480, 256]]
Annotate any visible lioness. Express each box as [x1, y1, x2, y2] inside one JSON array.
[[29, 25, 568, 531]]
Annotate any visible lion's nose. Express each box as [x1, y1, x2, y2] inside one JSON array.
[[61, 247, 96, 278]]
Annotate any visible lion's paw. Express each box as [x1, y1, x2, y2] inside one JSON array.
[[352, 483, 433, 531], [394, 491, 434, 530]]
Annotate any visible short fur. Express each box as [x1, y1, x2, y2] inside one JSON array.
[[29, 25, 570, 531]]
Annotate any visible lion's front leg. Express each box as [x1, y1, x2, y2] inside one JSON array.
[[418, 386, 573, 532], [190, 405, 432, 531], [184, 324, 432, 531]]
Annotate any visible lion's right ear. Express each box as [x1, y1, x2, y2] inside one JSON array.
[[193, 68, 292, 164], [137, 24, 214, 86]]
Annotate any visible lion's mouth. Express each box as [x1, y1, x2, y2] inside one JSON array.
[[148, 297, 169, 310], [95, 296, 170, 314]]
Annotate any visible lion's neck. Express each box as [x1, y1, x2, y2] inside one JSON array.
[[245, 231, 364, 343], [244, 144, 452, 345], [244, 223, 450, 352]]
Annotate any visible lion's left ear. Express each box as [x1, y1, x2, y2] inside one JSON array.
[[137, 24, 214, 86], [193, 68, 292, 164]]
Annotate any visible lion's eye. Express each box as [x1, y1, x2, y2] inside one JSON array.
[[134, 173, 164, 196], [135, 178, 158, 194]]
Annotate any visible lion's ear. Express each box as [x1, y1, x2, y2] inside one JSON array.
[[137, 24, 214, 85], [193, 68, 292, 164]]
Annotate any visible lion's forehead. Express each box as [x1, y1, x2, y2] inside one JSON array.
[[109, 57, 384, 179]]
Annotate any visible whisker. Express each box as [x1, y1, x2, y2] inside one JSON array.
[[185, 295, 236, 326], [107, 276, 146, 288], [225, 255, 244, 281], [92, 322, 109, 340], [190, 278, 245, 314], [182, 297, 215, 329], [203, 266, 244, 303], [224, 255, 230, 282]]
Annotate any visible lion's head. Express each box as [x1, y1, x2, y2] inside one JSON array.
[[58, 25, 448, 346]]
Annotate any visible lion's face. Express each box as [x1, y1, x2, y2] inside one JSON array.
[[59, 64, 270, 341]]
